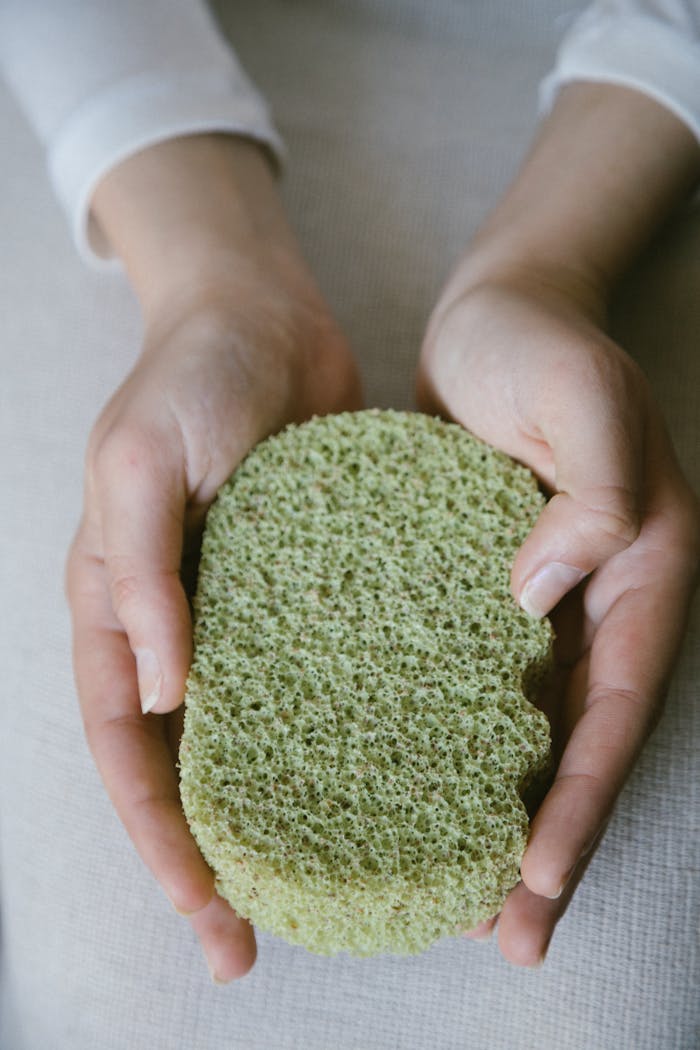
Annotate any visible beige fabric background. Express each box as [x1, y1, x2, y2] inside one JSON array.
[[1, 2, 698, 1047]]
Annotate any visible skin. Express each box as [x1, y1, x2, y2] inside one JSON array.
[[65, 83, 700, 981], [418, 83, 700, 964], [65, 134, 363, 982]]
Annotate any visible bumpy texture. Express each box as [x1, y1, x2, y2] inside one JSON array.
[[180, 410, 553, 956]]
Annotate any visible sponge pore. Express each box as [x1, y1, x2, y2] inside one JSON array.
[[179, 409, 553, 956]]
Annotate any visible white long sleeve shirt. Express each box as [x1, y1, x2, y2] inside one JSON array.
[[540, 1, 700, 138], [1, 0, 699, 265], [0, 0, 284, 261]]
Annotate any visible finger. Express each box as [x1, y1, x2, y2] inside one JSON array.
[[497, 883, 566, 967], [512, 349, 645, 617], [67, 528, 213, 915], [520, 566, 691, 901], [92, 424, 192, 714], [498, 842, 596, 967], [188, 893, 257, 983], [462, 915, 498, 942]]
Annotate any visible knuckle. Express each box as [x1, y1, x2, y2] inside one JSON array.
[[585, 683, 644, 712], [108, 565, 142, 619], [585, 339, 647, 399], [91, 423, 155, 487], [585, 488, 641, 548], [585, 684, 662, 736], [82, 710, 153, 773], [106, 559, 180, 623]]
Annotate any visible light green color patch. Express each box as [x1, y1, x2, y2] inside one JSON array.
[[180, 409, 553, 956]]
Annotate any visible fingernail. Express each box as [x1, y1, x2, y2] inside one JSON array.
[[207, 962, 229, 986], [545, 866, 575, 900], [169, 898, 195, 918], [134, 648, 162, 714], [520, 563, 586, 618], [463, 919, 495, 942], [544, 877, 566, 900]]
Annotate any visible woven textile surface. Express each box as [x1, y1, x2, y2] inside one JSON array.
[[0, 2, 698, 1048]]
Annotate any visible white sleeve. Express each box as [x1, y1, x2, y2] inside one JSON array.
[[0, 0, 284, 266], [540, 0, 700, 142]]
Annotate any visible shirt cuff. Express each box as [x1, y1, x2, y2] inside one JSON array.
[[540, 12, 700, 143], [48, 69, 285, 268]]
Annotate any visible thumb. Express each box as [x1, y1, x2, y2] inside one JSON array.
[[94, 425, 193, 714], [511, 362, 645, 618]]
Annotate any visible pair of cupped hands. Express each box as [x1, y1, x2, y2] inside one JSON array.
[[65, 126, 698, 984]]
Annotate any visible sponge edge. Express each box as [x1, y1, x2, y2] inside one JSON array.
[[180, 409, 553, 956]]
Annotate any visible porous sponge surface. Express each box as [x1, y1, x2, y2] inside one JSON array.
[[180, 410, 552, 956]]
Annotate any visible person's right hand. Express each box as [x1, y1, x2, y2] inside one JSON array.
[[65, 135, 362, 983]]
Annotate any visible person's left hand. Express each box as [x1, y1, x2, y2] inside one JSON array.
[[417, 269, 699, 966]]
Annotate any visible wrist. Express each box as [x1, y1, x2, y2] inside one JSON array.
[[438, 247, 608, 327], [441, 83, 700, 323], [91, 134, 302, 322]]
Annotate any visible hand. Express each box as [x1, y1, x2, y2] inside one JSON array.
[[417, 270, 699, 966], [65, 136, 362, 983]]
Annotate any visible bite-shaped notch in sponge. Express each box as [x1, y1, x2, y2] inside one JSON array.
[[179, 409, 553, 956]]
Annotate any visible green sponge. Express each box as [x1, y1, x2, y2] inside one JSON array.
[[179, 409, 552, 956]]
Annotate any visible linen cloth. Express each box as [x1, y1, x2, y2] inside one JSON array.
[[0, 2, 698, 1048]]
